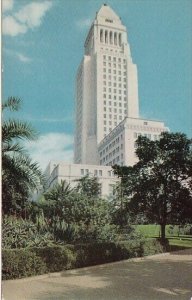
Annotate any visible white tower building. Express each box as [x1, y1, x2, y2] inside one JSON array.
[[44, 4, 168, 197], [74, 4, 139, 165]]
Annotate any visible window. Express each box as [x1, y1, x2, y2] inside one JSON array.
[[86, 169, 89, 175], [81, 169, 84, 175], [144, 121, 148, 125], [103, 94, 106, 98], [94, 169, 98, 176]]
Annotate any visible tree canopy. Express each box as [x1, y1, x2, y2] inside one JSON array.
[[113, 132, 192, 241]]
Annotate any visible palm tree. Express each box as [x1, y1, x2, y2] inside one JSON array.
[[2, 97, 44, 214]]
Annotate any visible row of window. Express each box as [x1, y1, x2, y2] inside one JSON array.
[[100, 154, 123, 166], [100, 30, 122, 46], [100, 144, 123, 158], [104, 101, 127, 108], [80, 169, 103, 176], [103, 75, 126, 82], [103, 62, 126, 69], [103, 68, 127, 76], [103, 114, 123, 120], [103, 83, 126, 90], [134, 132, 161, 140], [104, 108, 127, 114], [103, 56, 126, 64], [103, 90, 127, 98]]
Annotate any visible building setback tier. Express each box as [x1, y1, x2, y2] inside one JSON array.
[[98, 117, 169, 166], [44, 162, 120, 198]]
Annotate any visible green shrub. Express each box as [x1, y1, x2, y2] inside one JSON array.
[[141, 238, 164, 256], [2, 239, 163, 280], [34, 246, 76, 272], [2, 249, 47, 279], [2, 215, 54, 249]]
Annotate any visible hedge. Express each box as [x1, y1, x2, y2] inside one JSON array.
[[2, 239, 163, 280]]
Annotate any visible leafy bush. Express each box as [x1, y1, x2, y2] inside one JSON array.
[[2, 249, 47, 279], [34, 246, 76, 272], [2, 239, 163, 280], [141, 238, 164, 256], [2, 215, 54, 248]]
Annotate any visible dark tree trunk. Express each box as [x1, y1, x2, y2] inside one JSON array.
[[161, 223, 166, 242]]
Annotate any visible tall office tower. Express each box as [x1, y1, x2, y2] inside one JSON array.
[[74, 4, 139, 164]]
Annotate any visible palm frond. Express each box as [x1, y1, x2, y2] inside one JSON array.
[[2, 119, 38, 142], [2, 142, 25, 154], [2, 97, 22, 111], [2, 153, 44, 191]]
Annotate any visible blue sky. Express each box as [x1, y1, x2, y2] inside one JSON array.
[[2, 0, 192, 170]]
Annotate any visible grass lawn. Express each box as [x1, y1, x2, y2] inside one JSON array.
[[134, 224, 192, 249]]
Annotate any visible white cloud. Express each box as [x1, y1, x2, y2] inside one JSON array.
[[3, 1, 53, 36], [76, 17, 92, 29], [4, 48, 31, 63], [15, 1, 52, 29], [2, 0, 14, 12], [16, 53, 31, 63], [3, 16, 27, 36], [24, 132, 74, 171]]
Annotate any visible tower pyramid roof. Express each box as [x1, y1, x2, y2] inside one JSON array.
[[96, 4, 121, 24]]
